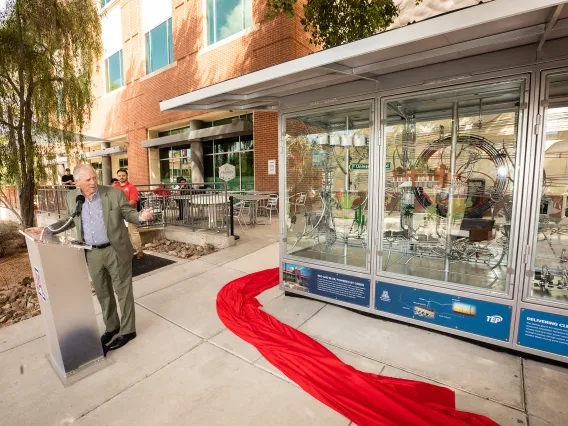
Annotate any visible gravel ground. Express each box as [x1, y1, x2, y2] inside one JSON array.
[[0, 251, 39, 327]]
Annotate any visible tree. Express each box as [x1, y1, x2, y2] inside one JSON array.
[[265, 0, 408, 49], [0, 0, 102, 227]]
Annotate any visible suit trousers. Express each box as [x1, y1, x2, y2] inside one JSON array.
[[86, 245, 135, 335], [128, 222, 142, 251]]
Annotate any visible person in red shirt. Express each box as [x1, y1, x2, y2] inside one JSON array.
[[116, 169, 144, 259]]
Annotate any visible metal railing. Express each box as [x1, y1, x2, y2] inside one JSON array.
[[136, 182, 230, 235], [37, 182, 233, 235], [37, 185, 71, 215]]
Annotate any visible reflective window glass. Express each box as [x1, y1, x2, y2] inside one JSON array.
[[381, 81, 523, 292], [146, 18, 173, 74], [105, 50, 123, 92], [531, 72, 568, 302], [207, 0, 252, 45], [284, 104, 371, 269]]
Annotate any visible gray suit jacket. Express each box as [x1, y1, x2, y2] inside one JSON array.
[[50, 185, 140, 264]]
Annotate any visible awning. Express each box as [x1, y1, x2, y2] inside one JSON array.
[[160, 0, 568, 113], [142, 119, 253, 148], [84, 146, 127, 158]]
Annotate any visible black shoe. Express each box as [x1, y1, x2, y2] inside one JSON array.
[[101, 329, 120, 346], [108, 332, 137, 351]]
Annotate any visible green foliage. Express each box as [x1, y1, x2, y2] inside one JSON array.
[[265, 0, 297, 20], [301, 0, 399, 48], [265, 0, 406, 49], [0, 0, 102, 225]]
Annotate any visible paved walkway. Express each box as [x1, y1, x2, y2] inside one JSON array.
[[0, 221, 567, 425]]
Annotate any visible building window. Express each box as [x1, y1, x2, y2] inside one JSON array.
[[91, 162, 103, 182], [146, 18, 174, 74], [159, 147, 192, 183], [204, 135, 254, 191], [158, 125, 190, 138], [119, 158, 128, 169], [207, 0, 253, 45], [105, 50, 124, 93], [101, 0, 112, 8]]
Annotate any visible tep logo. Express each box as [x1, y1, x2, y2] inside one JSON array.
[[380, 291, 391, 302], [486, 315, 503, 324]]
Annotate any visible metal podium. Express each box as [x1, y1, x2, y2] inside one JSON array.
[[22, 232, 106, 385]]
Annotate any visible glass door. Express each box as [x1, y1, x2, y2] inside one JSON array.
[[283, 103, 372, 270], [379, 80, 525, 294], [527, 70, 568, 304]]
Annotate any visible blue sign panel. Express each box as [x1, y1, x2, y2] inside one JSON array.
[[518, 309, 568, 357], [375, 282, 511, 341], [282, 263, 370, 307]]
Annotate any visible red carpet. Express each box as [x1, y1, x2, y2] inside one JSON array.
[[216, 268, 499, 426]]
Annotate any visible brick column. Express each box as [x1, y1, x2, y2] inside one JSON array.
[[253, 112, 279, 193]]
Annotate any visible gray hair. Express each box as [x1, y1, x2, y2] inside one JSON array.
[[73, 164, 96, 181]]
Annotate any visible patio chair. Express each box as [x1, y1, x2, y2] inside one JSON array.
[[233, 201, 250, 231], [290, 192, 307, 213], [259, 194, 279, 224]]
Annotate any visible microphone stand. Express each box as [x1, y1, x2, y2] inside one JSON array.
[[39, 204, 83, 242]]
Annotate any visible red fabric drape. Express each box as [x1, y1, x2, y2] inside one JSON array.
[[216, 268, 499, 426]]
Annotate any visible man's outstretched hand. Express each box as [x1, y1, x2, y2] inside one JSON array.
[[139, 208, 153, 222]]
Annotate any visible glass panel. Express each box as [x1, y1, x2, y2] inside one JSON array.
[[240, 135, 254, 151], [215, 153, 240, 190], [214, 0, 243, 43], [106, 50, 123, 92], [203, 141, 214, 156], [147, 20, 170, 73], [204, 155, 214, 182], [215, 137, 240, 153], [381, 81, 523, 293], [284, 104, 371, 269], [159, 147, 170, 160], [160, 159, 171, 182], [167, 18, 174, 63], [531, 72, 568, 301], [244, 0, 252, 29], [241, 151, 254, 191], [207, 0, 215, 45]]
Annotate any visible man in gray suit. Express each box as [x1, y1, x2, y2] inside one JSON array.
[[27, 164, 153, 353]]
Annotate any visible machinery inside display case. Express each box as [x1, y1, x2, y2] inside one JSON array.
[[530, 72, 568, 301], [381, 81, 523, 293], [284, 104, 371, 270]]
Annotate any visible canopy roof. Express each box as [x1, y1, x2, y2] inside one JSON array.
[[160, 0, 568, 113]]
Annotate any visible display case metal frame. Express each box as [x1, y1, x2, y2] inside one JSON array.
[[278, 53, 568, 360]]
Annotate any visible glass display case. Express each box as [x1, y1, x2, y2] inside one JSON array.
[[284, 104, 372, 269], [380, 81, 524, 293], [530, 72, 568, 302]]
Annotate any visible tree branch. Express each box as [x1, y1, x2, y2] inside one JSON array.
[[0, 186, 22, 224], [0, 73, 21, 95]]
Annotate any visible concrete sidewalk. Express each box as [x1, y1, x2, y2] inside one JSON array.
[[0, 221, 566, 426]]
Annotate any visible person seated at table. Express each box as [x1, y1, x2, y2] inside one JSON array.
[[153, 182, 171, 197], [176, 178, 189, 220]]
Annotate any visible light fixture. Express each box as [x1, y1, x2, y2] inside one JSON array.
[[353, 134, 367, 147], [330, 134, 341, 146], [317, 134, 328, 145]]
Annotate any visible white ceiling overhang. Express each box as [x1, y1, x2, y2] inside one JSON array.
[[160, 0, 568, 113]]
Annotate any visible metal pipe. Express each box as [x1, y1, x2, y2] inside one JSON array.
[[444, 101, 459, 277]]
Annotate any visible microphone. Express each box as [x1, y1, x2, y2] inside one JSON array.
[[73, 194, 86, 217]]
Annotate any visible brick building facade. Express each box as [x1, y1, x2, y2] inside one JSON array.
[[81, 0, 313, 191], [80, 0, 480, 190]]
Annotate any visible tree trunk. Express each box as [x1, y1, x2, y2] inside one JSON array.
[[19, 176, 35, 227]]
